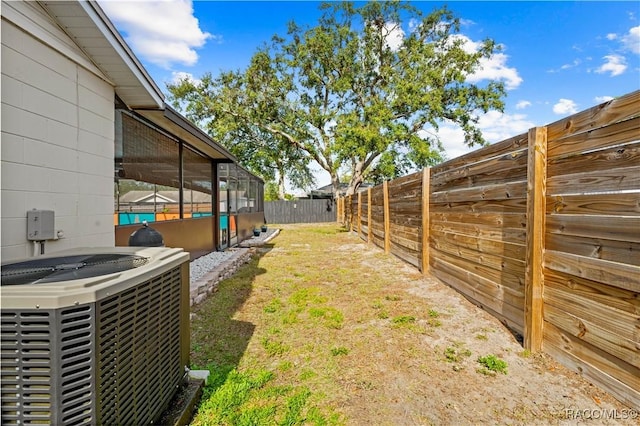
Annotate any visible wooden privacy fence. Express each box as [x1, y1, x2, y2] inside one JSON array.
[[265, 199, 335, 224], [336, 90, 639, 409]]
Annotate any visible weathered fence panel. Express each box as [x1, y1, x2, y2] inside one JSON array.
[[430, 132, 529, 334], [387, 171, 423, 268], [264, 199, 335, 224], [541, 93, 640, 410], [337, 90, 640, 409], [350, 194, 359, 233], [359, 190, 369, 242], [370, 185, 385, 249]]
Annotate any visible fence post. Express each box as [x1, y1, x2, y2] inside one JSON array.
[[357, 191, 362, 237], [336, 197, 341, 223], [421, 168, 430, 274], [367, 188, 372, 244], [524, 126, 547, 352], [383, 180, 391, 254], [349, 195, 354, 231]]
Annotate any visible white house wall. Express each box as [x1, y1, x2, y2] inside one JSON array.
[[1, 2, 115, 261]]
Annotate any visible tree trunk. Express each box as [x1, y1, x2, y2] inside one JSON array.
[[345, 160, 365, 196], [331, 173, 341, 200], [278, 173, 286, 200]]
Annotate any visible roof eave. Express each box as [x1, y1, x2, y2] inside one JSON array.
[[80, 1, 164, 108]]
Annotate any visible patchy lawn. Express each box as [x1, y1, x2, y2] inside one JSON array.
[[189, 223, 633, 425]]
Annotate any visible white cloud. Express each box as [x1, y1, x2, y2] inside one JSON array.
[[421, 111, 534, 160], [596, 54, 627, 76], [547, 59, 581, 74], [452, 35, 522, 90], [170, 71, 201, 85], [561, 59, 581, 70], [460, 19, 475, 28], [606, 33, 618, 41], [98, 0, 214, 69], [382, 22, 405, 51], [421, 126, 469, 160], [408, 18, 420, 33], [621, 25, 640, 54], [553, 99, 578, 115], [476, 110, 535, 142], [594, 95, 614, 103], [515, 100, 531, 110], [470, 53, 523, 90]]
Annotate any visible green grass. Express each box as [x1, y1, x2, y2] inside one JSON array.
[[290, 287, 328, 307], [477, 354, 508, 375], [330, 346, 350, 356], [192, 368, 274, 426], [377, 310, 389, 319], [187, 223, 577, 424], [262, 337, 289, 357], [427, 318, 442, 327], [444, 345, 472, 364], [320, 307, 344, 329], [299, 369, 317, 381], [264, 298, 283, 313], [192, 367, 336, 426], [391, 315, 416, 325]]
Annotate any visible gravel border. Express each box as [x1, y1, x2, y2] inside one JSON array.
[[190, 228, 279, 283], [188, 228, 280, 306]]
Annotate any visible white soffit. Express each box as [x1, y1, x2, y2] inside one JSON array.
[[39, 0, 164, 109]]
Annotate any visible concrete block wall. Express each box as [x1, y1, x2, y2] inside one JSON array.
[[1, 3, 115, 261]]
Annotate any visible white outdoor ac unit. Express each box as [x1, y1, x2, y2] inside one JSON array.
[[0, 246, 190, 425]]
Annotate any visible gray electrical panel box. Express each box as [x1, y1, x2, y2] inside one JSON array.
[[27, 210, 55, 241]]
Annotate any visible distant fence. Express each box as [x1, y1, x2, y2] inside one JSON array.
[[337, 90, 639, 409], [265, 199, 335, 224]]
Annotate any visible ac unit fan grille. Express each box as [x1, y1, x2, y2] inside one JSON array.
[[0, 306, 96, 425], [97, 265, 184, 425], [1, 254, 149, 286]]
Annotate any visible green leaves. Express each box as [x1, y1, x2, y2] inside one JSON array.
[[168, 1, 506, 197]]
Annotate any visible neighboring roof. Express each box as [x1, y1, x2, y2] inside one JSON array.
[[309, 183, 373, 198], [118, 190, 214, 204]]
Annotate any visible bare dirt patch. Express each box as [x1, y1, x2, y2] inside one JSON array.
[[189, 223, 636, 425]]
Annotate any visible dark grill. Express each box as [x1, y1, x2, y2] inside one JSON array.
[[1, 255, 149, 286], [0, 307, 95, 425]]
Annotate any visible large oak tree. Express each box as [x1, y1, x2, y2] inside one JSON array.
[[168, 1, 506, 197]]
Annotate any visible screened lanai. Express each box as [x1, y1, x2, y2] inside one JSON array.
[[114, 104, 264, 258]]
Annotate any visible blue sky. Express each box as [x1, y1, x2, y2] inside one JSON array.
[[99, 1, 639, 189]]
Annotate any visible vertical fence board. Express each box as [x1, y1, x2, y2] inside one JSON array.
[[422, 168, 430, 274], [383, 181, 390, 254], [367, 188, 372, 243], [524, 127, 547, 352], [357, 192, 362, 237]]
